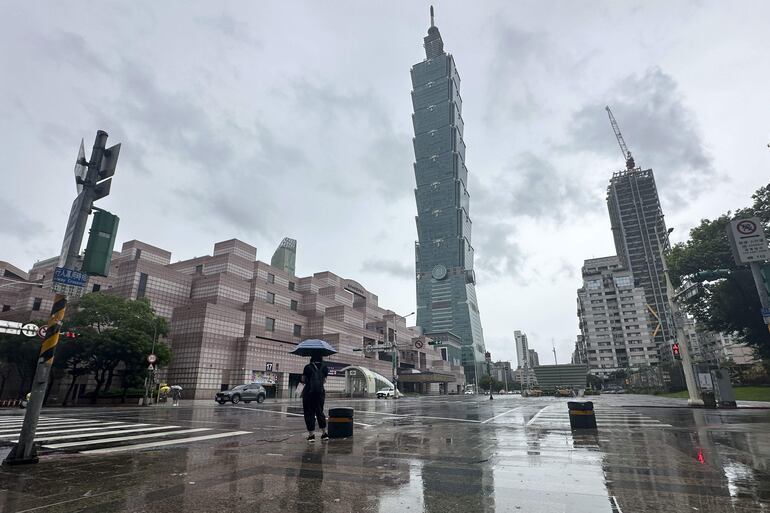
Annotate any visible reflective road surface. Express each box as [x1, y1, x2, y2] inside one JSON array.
[[1, 394, 769, 512]]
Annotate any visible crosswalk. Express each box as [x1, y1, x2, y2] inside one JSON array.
[[526, 404, 672, 429], [0, 415, 250, 454]]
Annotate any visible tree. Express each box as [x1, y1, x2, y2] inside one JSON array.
[[65, 294, 169, 402], [667, 183, 770, 359], [0, 333, 41, 398]]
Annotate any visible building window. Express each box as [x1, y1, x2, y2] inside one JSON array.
[[267, 273, 275, 284], [195, 264, 203, 274], [288, 281, 295, 291], [2, 305, 10, 312], [586, 279, 601, 290], [290, 300, 298, 311], [440, 347, 448, 361], [32, 298, 42, 311], [265, 317, 275, 332], [135, 248, 142, 260], [266, 292, 275, 304], [614, 276, 633, 288], [137, 273, 148, 299], [293, 324, 302, 337]]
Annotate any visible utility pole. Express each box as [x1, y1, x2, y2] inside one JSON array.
[[4, 131, 119, 465], [485, 351, 493, 400], [660, 228, 703, 407]]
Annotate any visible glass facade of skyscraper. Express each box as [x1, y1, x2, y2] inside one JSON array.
[[411, 16, 486, 381]]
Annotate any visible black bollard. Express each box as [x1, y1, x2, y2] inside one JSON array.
[[328, 407, 354, 438], [568, 401, 597, 430]]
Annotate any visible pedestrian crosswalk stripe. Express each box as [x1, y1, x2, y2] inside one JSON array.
[[81, 431, 252, 454], [0, 422, 144, 438], [0, 420, 124, 432], [44, 428, 212, 449], [0, 419, 102, 427], [0, 416, 252, 454], [28, 425, 183, 443]]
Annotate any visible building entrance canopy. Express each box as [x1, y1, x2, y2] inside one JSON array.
[[342, 366, 393, 398]]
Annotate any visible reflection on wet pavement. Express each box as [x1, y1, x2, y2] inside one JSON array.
[[0, 395, 768, 512]]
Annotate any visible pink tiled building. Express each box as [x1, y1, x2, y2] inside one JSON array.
[[1, 239, 465, 399]]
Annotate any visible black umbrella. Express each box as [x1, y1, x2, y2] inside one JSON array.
[[290, 339, 337, 357]]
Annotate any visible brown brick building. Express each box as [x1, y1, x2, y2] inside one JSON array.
[[1, 239, 465, 399]]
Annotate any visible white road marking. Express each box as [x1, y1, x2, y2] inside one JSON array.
[[81, 430, 252, 454], [482, 407, 521, 424], [0, 423, 149, 438], [525, 406, 550, 426], [0, 419, 107, 428], [232, 406, 373, 427], [357, 410, 483, 423], [29, 425, 182, 442], [44, 428, 212, 448]]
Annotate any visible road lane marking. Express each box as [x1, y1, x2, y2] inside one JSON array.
[[525, 406, 550, 426], [231, 406, 374, 427], [482, 407, 521, 424], [81, 430, 252, 454], [44, 428, 212, 448]]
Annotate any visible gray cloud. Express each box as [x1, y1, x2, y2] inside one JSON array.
[[566, 67, 717, 207], [288, 80, 413, 197], [361, 258, 413, 279], [0, 201, 47, 240], [473, 222, 526, 280], [476, 152, 599, 223]]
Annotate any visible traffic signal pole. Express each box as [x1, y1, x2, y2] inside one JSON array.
[[4, 131, 112, 465], [661, 249, 703, 407]]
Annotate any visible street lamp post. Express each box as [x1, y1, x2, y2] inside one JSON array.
[[390, 311, 414, 400], [142, 322, 158, 407], [485, 351, 493, 400]]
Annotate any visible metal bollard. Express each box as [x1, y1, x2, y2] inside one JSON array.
[[327, 407, 354, 438], [568, 401, 597, 430]]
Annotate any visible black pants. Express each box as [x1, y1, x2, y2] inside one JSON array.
[[302, 393, 326, 432]]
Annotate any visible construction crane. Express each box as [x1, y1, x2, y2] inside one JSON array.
[[605, 106, 636, 170]]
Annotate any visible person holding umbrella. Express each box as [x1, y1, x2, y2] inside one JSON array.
[[170, 385, 183, 406], [291, 339, 336, 442]]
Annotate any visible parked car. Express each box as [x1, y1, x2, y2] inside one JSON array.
[[464, 389, 474, 395], [215, 384, 266, 404], [377, 388, 395, 398], [604, 385, 625, 394]]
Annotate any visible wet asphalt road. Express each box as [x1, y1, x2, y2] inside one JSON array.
[[0, 394, 769, 512]]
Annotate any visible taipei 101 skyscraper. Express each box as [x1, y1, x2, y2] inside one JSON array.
[[411, 7, 486, 383]]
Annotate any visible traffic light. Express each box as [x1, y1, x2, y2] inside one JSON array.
[[760, 264, 770, 297], [81, 210, 120, 277], [62, 331, 78, 339], [692, 269, 731, 282], [672, 342, 681, 360]]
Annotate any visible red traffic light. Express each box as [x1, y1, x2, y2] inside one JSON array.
[[63, 331, 78, 338], [672, 342, 681, 359]]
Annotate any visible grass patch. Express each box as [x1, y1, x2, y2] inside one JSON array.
[[657, 387, 770, 401]]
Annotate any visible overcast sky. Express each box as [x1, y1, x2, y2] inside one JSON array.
[[2, 1, 769, 365]]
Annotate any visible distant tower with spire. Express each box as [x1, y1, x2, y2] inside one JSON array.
[[410, 6, 487, 383]]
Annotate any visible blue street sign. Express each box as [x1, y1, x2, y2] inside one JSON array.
[[762, 307, 770, 317], [53, 267, 88, 288]]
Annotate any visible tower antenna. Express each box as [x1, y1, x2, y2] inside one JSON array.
[[430, 5, 435, 27], [605, 106, 636, 170]]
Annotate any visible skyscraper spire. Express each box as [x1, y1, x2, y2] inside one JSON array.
[[424, 5, 444, 58]]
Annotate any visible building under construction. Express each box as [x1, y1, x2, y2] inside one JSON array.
[[605, 107, 674, 363]]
